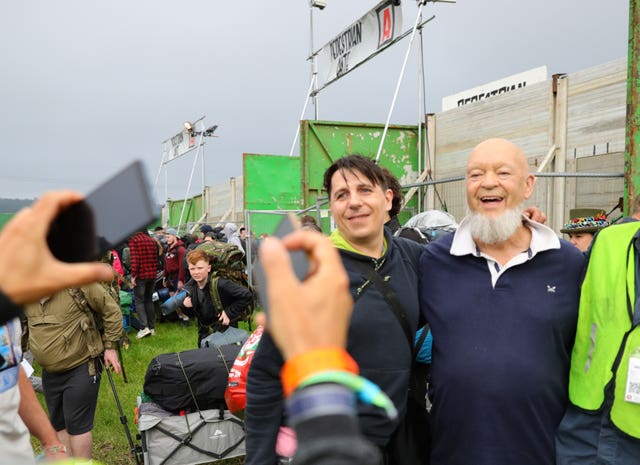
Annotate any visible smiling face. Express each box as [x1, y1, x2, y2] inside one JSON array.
[[329, 168, 392, 255], [466, 138, 535, 218]]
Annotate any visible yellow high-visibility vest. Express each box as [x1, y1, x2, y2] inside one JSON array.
[[569, 221, 640, 438]]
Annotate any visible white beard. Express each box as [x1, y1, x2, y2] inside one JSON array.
[[467, 205, 524, 244]]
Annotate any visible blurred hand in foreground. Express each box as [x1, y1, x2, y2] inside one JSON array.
[[0, 190, 114, 305], [256, 230, 352, 360]]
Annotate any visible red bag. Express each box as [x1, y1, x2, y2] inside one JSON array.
[[225, 325, 264, 413]]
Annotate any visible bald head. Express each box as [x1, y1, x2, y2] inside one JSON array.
[[467, 138, 529, 173], [466, 138, 535, 219]]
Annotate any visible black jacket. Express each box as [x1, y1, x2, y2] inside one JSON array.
[[244, 229, 424, 464], [181, 275, 252, 345]]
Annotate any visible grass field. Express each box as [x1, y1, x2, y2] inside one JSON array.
[[32, 314, 251, 465]]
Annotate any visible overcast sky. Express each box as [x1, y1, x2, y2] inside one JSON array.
[[0, 1, 630, 200]]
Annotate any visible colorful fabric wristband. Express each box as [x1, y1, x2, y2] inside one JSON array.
[[36, 443, 67, 460], [281, 348, 359, 397], [286, 383, 356, 427], [299, 370, 398, 420]]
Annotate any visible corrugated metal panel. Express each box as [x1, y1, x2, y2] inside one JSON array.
[[166, 193, 204, 229], [208, 176, 243, 221], [435, 80, 552, 176], [566, 58, 626, 157], [575, 151, 625, 210]]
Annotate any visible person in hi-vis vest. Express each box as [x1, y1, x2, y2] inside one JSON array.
[[556, 221, 640, 464]]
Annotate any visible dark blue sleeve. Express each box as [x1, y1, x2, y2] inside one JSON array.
[[245, 332, 285, 465]]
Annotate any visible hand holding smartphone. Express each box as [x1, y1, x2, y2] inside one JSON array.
[[253, 213, 310, 315], [46, 160, 159, 262]]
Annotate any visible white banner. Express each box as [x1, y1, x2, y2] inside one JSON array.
[[167, 129, 196, 161], [320, 0, 402, 84], [442, 66, 548, 111]]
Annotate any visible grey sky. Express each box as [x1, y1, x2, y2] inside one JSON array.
[[0, 1, 630, 200]]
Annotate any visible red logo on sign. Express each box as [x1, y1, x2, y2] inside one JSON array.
[[381, 8, 392, 42], [378, 4, 394, 48]]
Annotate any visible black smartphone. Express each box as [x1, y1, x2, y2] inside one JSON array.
[[253, 213, 310, 314], [47, 160, 159, 262]]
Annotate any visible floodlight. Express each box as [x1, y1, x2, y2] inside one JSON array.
[[310, 0, 326, 10]]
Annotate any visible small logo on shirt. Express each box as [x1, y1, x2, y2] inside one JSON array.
[[546, 285, 556, 293]]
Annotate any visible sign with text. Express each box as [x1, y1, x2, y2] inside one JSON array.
[[320, 0, 402, 85], [167, 129, 196, 161], [442, 66, 548, 111]]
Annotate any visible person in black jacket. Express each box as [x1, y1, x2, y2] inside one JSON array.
[[256, 230, 381, 465], [245, 155, 425, 465], [181, 248, 252, 347]]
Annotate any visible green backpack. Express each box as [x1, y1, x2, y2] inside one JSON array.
[[196, 241, 254, 321]]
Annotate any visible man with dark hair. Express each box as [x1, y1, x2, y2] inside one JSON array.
[[200, 224, 214, 236], [381, 167, 403, 234], [245, 154, 425, 464]]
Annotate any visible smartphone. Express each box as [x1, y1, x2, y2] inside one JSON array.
[[253, 213, 310, 314], [47, 160, 159, 262]]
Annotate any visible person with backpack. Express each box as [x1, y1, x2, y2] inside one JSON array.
[[23, 283, 123, 460], [181, 248, 253, 347]]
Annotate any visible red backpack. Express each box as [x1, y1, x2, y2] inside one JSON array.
[[225, 325, 264, 413]]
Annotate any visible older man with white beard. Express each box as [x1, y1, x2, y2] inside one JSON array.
[[418, 138, 585, 465]]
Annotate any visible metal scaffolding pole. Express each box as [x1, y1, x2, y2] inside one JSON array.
[[626, 0, 640, 213]]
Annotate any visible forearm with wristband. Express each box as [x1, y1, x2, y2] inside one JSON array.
[[35, 443, 67, 461], [280, 347, 397, 420]]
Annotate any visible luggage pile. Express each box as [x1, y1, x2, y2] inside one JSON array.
[[138, 343, 246, 464]]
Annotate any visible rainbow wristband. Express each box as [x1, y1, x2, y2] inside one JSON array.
[[298, 370, 398, 420], [281, 348, 358, 397]]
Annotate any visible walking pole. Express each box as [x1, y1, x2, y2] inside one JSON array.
[[105, 367, 143, 465], [116, 344, 129, 384]]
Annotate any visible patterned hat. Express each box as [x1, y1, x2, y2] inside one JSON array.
[[560, 208, 609, 234]]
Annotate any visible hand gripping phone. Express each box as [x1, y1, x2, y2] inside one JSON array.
[[47, 160, 159, 262], [252, 213, 310, 315]]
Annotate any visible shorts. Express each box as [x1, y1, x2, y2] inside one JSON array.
[[42, 360, 101, 435]]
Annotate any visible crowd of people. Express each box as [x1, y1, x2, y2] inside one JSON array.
[[121, 222, 255, 340], [1, 137, 640, 464]]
